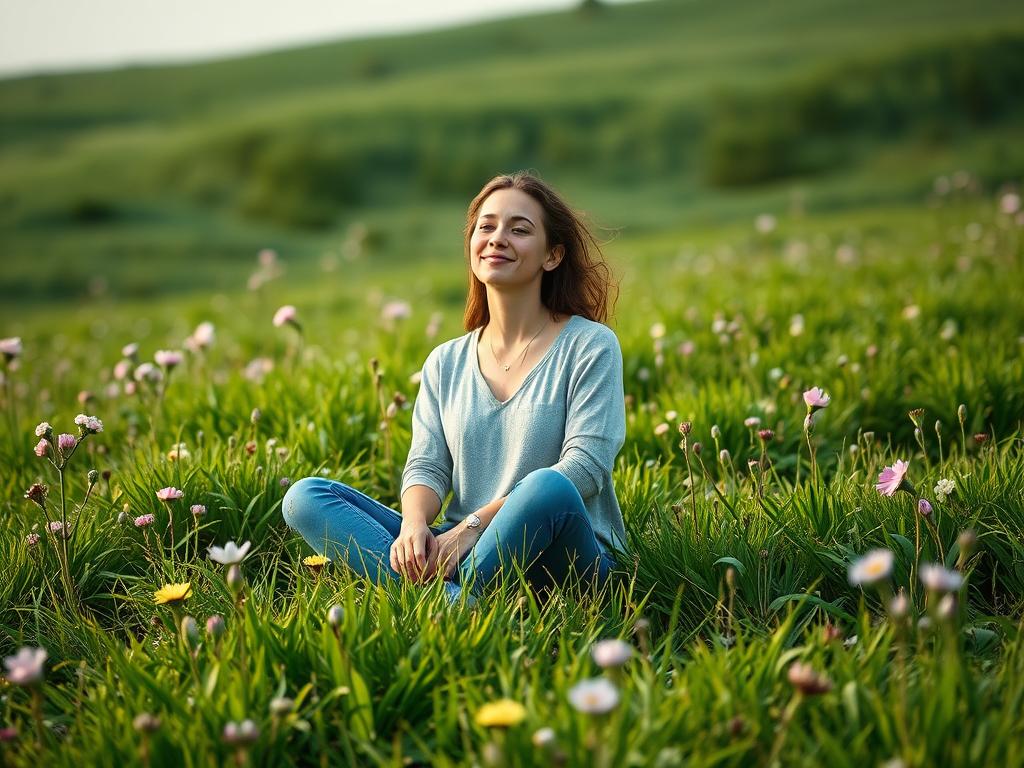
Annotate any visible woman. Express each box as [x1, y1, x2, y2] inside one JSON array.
[[283, 171, 627, 604]]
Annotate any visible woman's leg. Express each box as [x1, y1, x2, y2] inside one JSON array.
[[458, 468, 614, 596], [282, 477, 407, 583]]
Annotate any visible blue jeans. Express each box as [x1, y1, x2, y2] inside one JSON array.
[[282, 467, 615, 600]]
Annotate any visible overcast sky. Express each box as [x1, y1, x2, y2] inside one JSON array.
[[0, 1, 633, 78]]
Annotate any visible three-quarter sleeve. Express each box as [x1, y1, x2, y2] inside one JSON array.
[[400, 347, 454, 507], [550, 331, 626, 501]]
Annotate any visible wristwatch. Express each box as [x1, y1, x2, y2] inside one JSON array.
[[465, 512, 482, 529]]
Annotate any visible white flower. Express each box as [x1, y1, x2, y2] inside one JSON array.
[[0, 337, 22, 360], [34, 422, 52, 437], [3, 646, 47, 686], [532, 727, 556, 748], [919, 564, 963, 592], [848, 549, 894, 586], [74, 414, 104, 433], [591, 639, 633, 669], [934, 478, 955, 503], [208, 540, 252, 566], [568, 677, 619, 714]]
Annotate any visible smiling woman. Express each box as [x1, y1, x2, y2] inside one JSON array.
[[283, 171, 626, 605]]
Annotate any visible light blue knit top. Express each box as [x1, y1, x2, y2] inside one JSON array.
[[400, 314, 627, 552]]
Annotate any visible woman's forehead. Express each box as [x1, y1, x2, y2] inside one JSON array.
[[478, 188, 542, 220]]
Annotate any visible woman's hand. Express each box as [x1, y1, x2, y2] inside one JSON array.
[[390, 520, 438, 583], [428, 524, 480, 581]]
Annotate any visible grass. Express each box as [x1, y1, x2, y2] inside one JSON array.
[[1, 187, 1022, 765]]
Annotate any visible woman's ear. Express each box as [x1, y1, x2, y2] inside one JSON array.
[[545, 244, 565, 271]]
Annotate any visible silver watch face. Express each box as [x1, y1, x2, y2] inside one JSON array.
[[466, 513, 481, 528]]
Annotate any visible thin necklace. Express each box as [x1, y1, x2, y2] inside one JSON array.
[[489, 317, 549, 373]]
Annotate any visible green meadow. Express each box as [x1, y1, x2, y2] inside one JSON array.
[[2, 0, 1024, 765]]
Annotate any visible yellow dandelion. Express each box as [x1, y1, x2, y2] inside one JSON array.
[[303, 554, 330, 574], [154, 582, 192, 605], [475, 699, 527, 728]]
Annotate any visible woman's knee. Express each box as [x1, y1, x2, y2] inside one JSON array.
[[282, 476, 330, 531], [515, 468, 584, 513]]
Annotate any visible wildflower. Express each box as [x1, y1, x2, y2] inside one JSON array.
[[250, 408, 261, 424], [34, 422, 52, 438], [744, 417, 761, 428], [591, 639, 634, 668], [475, 699, 527, 728], [711, 425, 721, 439], [154, 350, 183, 370], [133, 713, 161, 733], [973, 433, 989, 445], [208, 540, 252, 566], [919, 564, 963, 593], [936, 594, 958, 621], [154, 582, 192, 605], [381, 300, 412, 322], [692, 442, 702, 455], [156, 487, 183, 501], [758, 428, 775, 442], [649, 322, 666, 339], [326, 604, 344, 627], [1001, 192, 1021, 215], [3, 647, 47, 686], [134, 362, 163, 383], [532, 727, 556, 748], [755, 213, 776, 234], [918, 496, 935, 518], [678, 421, 692, 435], [803, 387, 831, 412], [957, 529, 977, 558], [719, 449, 731, 464], [568, 677, 619, 714], [789, 314, 805, 337], [0, 336, 22, 362], [190, 504, 207, 517], [848, 549, 894, 586], [226, 564, 245, 594], [47, 520, 65, 535], [888, 593, 909, 619], [57, 433, 77, 455], [908, 408, 925, 427], [206, 615, 226, 639], [786, 662, 832, 696], [665, 409, 678, 421], [33, 439, 48, 458], [269, 697, 294, 717], [678, 340, 695, 356], [280, 477, 291, 488], [74, 414, 104, 433], [134, 514, 156, 528], [223, 720, 259, 745], [653, 422, 669, 436], [166, 443, 190, 461], [188, 321, 215, 350], [273, 305, 299, 328], [122, 342, 139, 359], [26, 533, 40, 547], [933, 478, 954, 502], [875, 460, 914, 496], [303, 554, 329, 573]]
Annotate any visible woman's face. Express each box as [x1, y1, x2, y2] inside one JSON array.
[[469, 188, 563, 291]]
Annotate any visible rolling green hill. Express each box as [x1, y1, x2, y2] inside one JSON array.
[[1, 0, 1023, 307]]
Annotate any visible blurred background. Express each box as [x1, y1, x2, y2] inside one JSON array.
[[1, 0, 1022, 315]]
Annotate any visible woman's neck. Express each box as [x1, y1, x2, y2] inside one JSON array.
[[484, 292, 557, 346]]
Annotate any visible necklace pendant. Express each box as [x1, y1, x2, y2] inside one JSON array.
[[503, 364, 510, 372]]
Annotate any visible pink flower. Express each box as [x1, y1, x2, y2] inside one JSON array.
[[134, 514, 156, 528], [26, 533, 40, 547], [156, 487, 183, 501], [803, 387, 831, 411], [33, 439, 48, 458], [1001, 192, 1021, 216], [57, 433, 77, 455], [653, 422, 670, 436], [34, 422, 52, 438], [875, 460, 913, 496], [74, 414, 103, 433], [113, 360, 132, 381], [190, 504, 207, 517], [122, 342, 139, 359], [47, 521, 64, 535], [154, 350, 183, 369], [134, 363, 163, 383], [186, 322, 215, 351], [273, 305, 298, 328], [381, 300, 412, 322], [0, 337, 22, 361]]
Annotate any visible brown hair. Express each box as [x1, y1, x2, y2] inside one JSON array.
[[462, 171, 619, 331]]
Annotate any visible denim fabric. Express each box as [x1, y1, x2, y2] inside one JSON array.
[[282, 467, 615, 599]]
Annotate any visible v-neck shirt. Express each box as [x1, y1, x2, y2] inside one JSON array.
[[401, 314, 627, 552]]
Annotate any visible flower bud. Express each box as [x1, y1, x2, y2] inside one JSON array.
[[934, 420, 942, 437], [118, 511, 129, 525], [957, 404, 967, 426], [88, 469, 99, 485], [917, 498, 933, 518], [691, 441, 702, 456], [888, 593, 909, 619], [936, 593, 957, 622], [133, 713, 161, 734], [180, 616, 200, 649], [226, 564, 245, 595], [269, 697, 294, 717], [250, 408, 261, 424], [385, 402, 398, 419], [678, 421, 692, 435], [758, 428, 774, 442], [711, 425, 721, 440], [206, 614, 226, 640], [327, 604, 344, 627], [719, 449, 731, 464], [957, 529, 977, 558]]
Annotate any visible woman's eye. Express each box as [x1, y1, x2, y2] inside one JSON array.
[[478, 224, 493, 231], [513, 228, 528, 235]]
